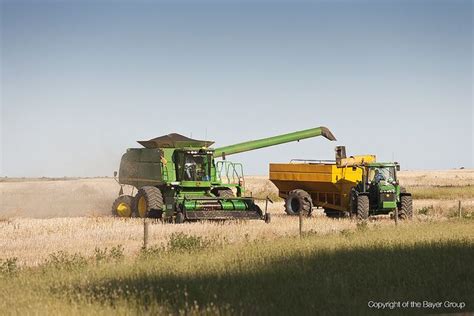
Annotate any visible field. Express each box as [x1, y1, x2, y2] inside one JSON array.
[[0, 169, 473, 314]]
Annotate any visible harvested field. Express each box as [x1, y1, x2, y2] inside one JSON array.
[[0, 170, 473, 266]]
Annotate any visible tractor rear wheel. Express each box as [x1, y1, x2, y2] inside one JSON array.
[[213, 188, 235, 198], [398, 195, 413, 220], [133, 186, 164, 218], [356, 195, 369, 221], [285, 189, 312, 216], [111, 195, 134, 218]]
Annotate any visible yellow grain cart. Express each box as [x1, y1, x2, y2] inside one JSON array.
[[269, 154, 376, 217]]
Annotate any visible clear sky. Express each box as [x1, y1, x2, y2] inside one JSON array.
[[1, 0, 472, 177]]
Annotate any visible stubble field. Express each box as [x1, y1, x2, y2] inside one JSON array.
[[0, 170, 473, 314]]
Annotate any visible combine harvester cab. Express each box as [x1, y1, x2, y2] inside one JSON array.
[[112, 127, 336, 223], [269, 146, 413, 220]]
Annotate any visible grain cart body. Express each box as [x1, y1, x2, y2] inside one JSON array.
[[270, 147, 413, 220], [113, 127, 336, 222]]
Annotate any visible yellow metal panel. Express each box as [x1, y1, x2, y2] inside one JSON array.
[[337, 155, 376, 167]]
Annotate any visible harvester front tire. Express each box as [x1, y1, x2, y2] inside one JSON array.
[[398, 195, 413, 220], [175, 212, 185, 224], [112, 195, 134, 218], [285, 189, 312, 216], [133, 186, 164, 218], [356, 195, 369, 221]]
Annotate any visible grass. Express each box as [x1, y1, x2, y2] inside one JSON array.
[[408, 185, 474, 200], [0, 220, 472, 315]]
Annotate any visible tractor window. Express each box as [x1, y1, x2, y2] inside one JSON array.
[[368, 167, 396, 183], [175, 152, 212, 181]]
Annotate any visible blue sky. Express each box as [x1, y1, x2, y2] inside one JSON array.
[[1, 0, 472, 177]]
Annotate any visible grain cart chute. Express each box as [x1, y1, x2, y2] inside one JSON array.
[[112, 126, 336, 223], [269, 146, 413, 220]]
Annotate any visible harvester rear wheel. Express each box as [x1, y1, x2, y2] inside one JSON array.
[[133, 186, 164, 218], [356, 195, 369, 221], [213, 188, 235, 198], [398, 195, 413, 220], [111, 195, 134, 217], [285, 189, 312, 216]]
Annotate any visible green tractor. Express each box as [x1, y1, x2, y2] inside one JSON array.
[[111, 127, 336, 223], [351, 162, 413, 220]]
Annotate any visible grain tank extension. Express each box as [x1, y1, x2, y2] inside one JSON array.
[[112, 126, 336, 223]]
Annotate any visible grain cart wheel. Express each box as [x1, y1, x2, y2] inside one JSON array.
[[356, 195, 369, 221], [398, 195, 413, 220], [111, 195, 134, 217], [285, 189, 312, 216], [212, 188, 235, 198], [133, 186, 164, 218]]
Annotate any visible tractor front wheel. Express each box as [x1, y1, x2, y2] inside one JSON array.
[[285, 189, 312, 216], [398, 195, 413, 220], [133, 186, 164, 218], [356, 195, 369, 221], [111, 195, 134, 218]]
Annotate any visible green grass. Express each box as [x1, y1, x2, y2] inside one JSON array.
[[408, 185, 474, 199], [1, 220, 473, 315]]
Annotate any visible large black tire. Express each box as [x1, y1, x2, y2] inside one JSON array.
[[285, 189, 312, 216], [356, 195, 369, 221], [111, 195, 134, 218], [133, 186, 164, 218], [398, 195, 413, 220], [212, 188, 235, 198], [175, 212, 185, 224]]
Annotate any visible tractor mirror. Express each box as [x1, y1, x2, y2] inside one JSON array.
[[113, 171, 118, 177], [396, 165, 400, 171]]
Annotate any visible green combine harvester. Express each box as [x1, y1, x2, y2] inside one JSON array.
[[112, 127, 336, 223]]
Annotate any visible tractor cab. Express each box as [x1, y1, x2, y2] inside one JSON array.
[[365, 162, 400, 211]]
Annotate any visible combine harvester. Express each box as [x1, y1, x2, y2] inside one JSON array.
[[112, 127, 336, 223], [269, 146, 413, 220]]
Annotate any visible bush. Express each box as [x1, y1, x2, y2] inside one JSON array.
[[168, 232, 211, 253], [0, 257, 18, 276], [418, 205, 434, 215], [94, 245, 124, 264], [45, 251, 87, 270]]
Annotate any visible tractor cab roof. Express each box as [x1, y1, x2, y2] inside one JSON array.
[[138, 133, 214, 149]]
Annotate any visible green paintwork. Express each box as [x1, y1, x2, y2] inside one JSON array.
[[356, 162, 406, 215], [117, 127, 336, 219], [214, 126, 336, 157]]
